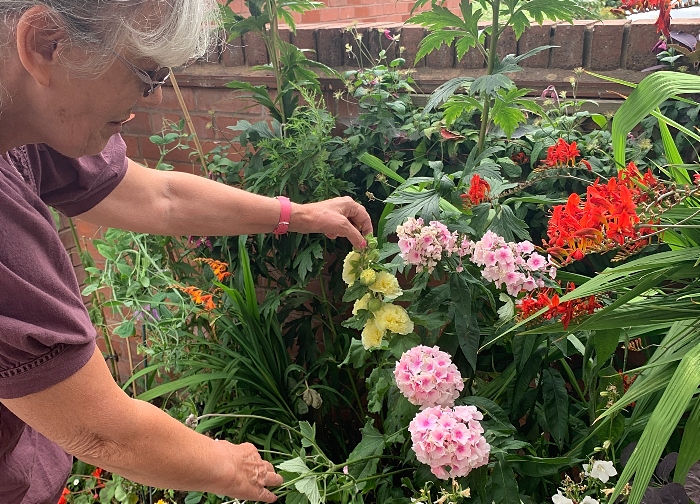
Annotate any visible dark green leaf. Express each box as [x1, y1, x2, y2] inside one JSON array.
[[492, 453, 520, 504], [541, 368, 569, 449]]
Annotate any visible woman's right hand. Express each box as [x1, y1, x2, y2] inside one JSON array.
[[222, 441, 284, 502]]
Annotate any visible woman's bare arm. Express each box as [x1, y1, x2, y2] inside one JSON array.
[[1, 347, 283, 501]]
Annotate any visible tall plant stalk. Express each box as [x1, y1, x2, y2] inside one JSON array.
[[477, 0, 500, 155], [264, 1, 286, 127]]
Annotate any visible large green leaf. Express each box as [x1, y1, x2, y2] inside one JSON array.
[[541, 368, 569, 449], [675, 398, 700, 484], [608, 342, 700, 504], [491, 453, 520, 503], [611, 72, 700, 167]]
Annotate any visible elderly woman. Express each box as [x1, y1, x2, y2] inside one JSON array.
[[0, 1, 372, 503]]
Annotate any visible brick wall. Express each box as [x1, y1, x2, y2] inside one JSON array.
[[67, 17, 698, 380], [120, 18, 696, 171], [226, 0, 461, 25]]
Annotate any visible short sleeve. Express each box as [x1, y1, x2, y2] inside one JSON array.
[[0, 159, 100, 399], [29, 134, 129, 216]]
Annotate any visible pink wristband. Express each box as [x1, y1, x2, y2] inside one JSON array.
[[273, 196, 291, 235]]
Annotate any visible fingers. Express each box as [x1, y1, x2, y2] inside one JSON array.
[[225, 442, 283, 503], [326, 197, 373, 249]]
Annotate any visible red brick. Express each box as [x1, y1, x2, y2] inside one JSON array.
[[58, 227, 76, 251], [152, 86, 196, 113], [320, 8, 340, 23], [494, 26, 517, 60], [223, 36, 245, 67], [355, 6, 370, 19], [195, 88, 262, 115], [122, 134, 140, 158], [626, 19, 660, 70], [301, 9, 322, 24], [456, 30, 486, 69], [366, 4, 383, 18], [317, 27, 345, 67], [426, 37, 455, 68], [589, 20, 629, 71], [399, 26, 427, 68], [121, 111, 152, 135], [244, 31, 269, 66], [551, 21, 594, 69], [337, 6, 354, 21], [518, 21, 555, 68], [291, 28, 318, 61]]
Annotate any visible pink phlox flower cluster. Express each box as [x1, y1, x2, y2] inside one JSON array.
[[467, 231, 555, 296], [396, 218, 464, 274], [408, 405, 490, 480], [394, 345, 464, 409]]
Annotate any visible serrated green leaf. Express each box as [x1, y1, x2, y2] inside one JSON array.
[[471, 74, 514, 96], [277, 457, 311, 475], [415, 30, 459, 63], [340, 338, 368, 368], [294, 476, 320, 504], [298, 421, 316, 448], [346, 421, 385, 490]]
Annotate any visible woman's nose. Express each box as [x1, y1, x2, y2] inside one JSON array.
[[139, 85, 163, 106]]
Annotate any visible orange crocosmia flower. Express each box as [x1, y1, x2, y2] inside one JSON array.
[[172, 285, 217, 310], [199, 294, 216, 311], [92, 467, 103, 479], [195, 258, 232, 282]]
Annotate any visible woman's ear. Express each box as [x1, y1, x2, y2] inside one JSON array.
[[15, 5, 65, 87]]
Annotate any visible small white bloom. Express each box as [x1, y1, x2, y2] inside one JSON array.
[[73, 478, 80, 486], [552, 491, 574, 504], [581, 497, 600, 504], [583, 460, 618, 483]]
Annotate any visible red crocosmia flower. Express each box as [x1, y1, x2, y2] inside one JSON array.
[[545, 161, 660, 264], [545, 138, 581, 167], [58, 487, 70, 504], [654, 0, 672, 38], [693, 173, 700, 185], [511, 151, 529, 165], [461, 174, 491, 206], [517, 282, 602, 329], [92, 467, 103, 479]]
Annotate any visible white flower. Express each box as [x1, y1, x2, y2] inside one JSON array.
[[581, 497, 600, 504], [552, 491, 574, 504], [583, 460, 617, 483]]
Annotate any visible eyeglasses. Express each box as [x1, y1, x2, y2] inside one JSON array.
[[113, 52, 171, 97]]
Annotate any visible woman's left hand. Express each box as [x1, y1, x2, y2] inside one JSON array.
[[290, 197, 373, 249]]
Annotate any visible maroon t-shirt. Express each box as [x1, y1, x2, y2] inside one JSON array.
[[0, 136, 128, 503]]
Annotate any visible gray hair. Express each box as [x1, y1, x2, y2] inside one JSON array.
[[0, 0, 221, 73]]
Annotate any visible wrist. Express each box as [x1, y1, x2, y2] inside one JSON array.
[[272, 196, 291, 235]]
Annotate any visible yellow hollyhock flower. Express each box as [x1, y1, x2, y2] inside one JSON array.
[[342, 251, 361, 285], [368, 271, 402, 300], [361, 318, 386, 349], [352, 293, 372, 315], [374, 303, 414, 335], [360, 268, 377, 286]]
